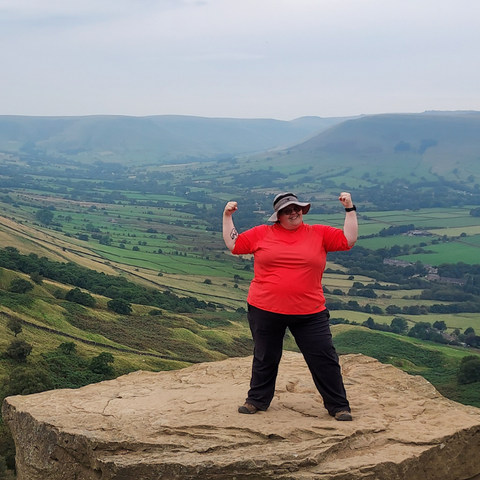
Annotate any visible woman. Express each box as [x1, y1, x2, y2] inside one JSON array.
[[223, 192, 357, 421]]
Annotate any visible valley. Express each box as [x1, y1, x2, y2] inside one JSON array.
[[1, 112, 480, 475]]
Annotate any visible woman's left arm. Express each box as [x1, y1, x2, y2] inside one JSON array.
[[339, 192, 358, 246]]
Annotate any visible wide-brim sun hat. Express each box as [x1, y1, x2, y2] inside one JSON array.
[[268, 192, 311, 222]]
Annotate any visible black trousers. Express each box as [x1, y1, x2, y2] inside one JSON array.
[[246, 304, 350, 416]]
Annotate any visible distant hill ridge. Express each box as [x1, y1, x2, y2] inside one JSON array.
[[1, 111, 479, 169], [0, 114, 349, 163], [291, 111, 480, 158]]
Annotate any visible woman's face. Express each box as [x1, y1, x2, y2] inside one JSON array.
[[278, 204, 303, 230]]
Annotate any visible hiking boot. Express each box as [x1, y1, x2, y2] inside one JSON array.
[[238, 402, 259, 414], [335, 411, 353, 421]]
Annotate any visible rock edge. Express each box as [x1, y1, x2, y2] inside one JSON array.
[[3, 352, 480, 479]]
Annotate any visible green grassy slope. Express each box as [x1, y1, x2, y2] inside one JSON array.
[[331, 325, 480, 408], [1, 271, 478, 408]]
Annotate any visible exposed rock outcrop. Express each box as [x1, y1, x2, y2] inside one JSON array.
[[3, 352, 480, 479]]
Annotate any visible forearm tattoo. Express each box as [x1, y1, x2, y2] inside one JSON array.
[[230, 228, 238, 241]]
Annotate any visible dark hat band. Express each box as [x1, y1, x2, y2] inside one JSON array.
[[268, 192, 310, 222], [273, 192, 297, 208]]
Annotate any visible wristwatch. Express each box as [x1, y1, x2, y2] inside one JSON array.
[[345, 205, 356, 212]]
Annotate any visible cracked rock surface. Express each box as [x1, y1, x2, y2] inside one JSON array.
[[3, 352, 480, 479]]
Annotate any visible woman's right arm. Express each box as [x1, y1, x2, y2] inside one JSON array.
[[223, 201, 239, 252]]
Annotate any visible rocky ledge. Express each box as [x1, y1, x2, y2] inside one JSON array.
[[3, 352, 480, 480]]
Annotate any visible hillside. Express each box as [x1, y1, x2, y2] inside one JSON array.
[[0, 115, 348, 164], [294, 111, 480, 156], [263, 111, 480, 184]]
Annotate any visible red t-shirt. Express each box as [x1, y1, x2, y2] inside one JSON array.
[[232, 222, 352, 315]]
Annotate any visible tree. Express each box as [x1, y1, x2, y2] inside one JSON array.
[[464, 333, 480, 348], [9, 278, 34, 294], [29, 271, 44, 285], [386, 305, 402, 315], [85, 223, 99, 232], [390, 317, 408, 334], [457, 356, 480, 384], [4, 339, 33, 362], [107, 298, 132, 315], [2, 365, 53, 396], [7, 317, 22, 337], [363, 317, 376, 329], [65, 288, 96, 307], [53, 289, 64, 299], [408, 322, 432, 340], [433, 320, 447, 332], [89, 352, 114, 375], [99, 235, 112, 246], [35, 208, 54, 225]]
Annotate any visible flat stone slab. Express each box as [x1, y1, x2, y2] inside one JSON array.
[[3, 352, 480, 479]]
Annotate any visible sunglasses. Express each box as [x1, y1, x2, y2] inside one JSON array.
[[280, 205, 303, 216]]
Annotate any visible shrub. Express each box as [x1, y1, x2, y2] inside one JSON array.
[[7, 317, 22, 337], [458, 356, 480, 385], [89, 352, 115, 375], [58, 342, 77, 355], [2, 364, 53, 395], [29, 272, 44, 285], [4, 339, 33, 362], [65, 288, 96, 307], [107, 298, 132, 315], [9, 278, 34, 294], [53, 289, 64, 299]]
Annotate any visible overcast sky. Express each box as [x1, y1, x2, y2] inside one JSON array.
[[1, 0, 479, 120]]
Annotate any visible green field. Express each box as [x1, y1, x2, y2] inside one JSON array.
[[397, 241, 480, 265]]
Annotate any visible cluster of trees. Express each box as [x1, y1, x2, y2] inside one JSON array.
[[360, 316, 409, 334], [458, 327, 480, 348], [326, 297, 445, 316], [378, 224, 415, 237], [360, 315, 480, 350], [352, 177, 480, 211], [327, 247, 480, 314], [2, 339, 116, 394], [0, 247, 211, 313], [327, 246, 429, 285]]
